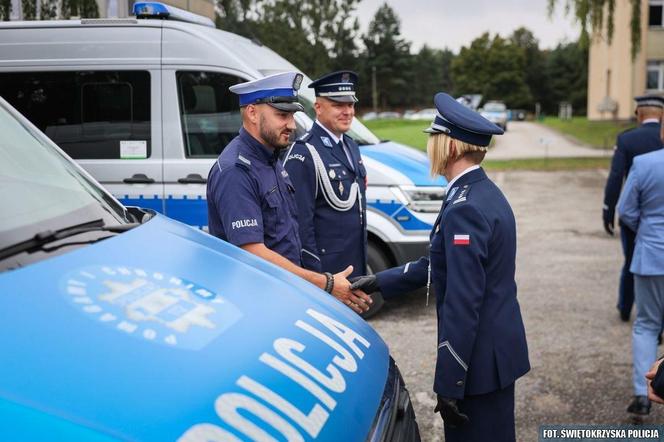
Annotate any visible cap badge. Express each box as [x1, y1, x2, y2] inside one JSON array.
[[292, 73, 303, 91]]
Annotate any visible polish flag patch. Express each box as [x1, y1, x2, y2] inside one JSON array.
[[453, 234, 470, 246]]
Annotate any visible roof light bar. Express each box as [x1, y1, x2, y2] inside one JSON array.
[[132, 2, 215, 28]]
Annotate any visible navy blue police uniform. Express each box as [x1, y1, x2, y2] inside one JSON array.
[[206, 72, 304, 264], [283, 71, 367, 277], [603, 95, 664, 319], [374, 93, 530, 442]]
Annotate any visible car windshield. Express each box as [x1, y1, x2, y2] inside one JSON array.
[[484, 103, 506, 112], [0, 99, 129, 250]]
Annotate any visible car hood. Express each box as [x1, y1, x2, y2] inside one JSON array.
[[0, 215, 389, 441], [360, 141, 447, 187]]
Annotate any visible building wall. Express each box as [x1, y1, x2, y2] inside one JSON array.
[[587, 0, 649, 120]]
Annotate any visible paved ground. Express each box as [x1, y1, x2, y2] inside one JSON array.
[[487, 122, 611, 160], [369, 169, 664, 441]]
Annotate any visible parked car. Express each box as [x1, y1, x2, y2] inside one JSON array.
[[0, 94, 420, 441], [0, 5, 446, 318], [480, 101, 508, 131], [377, 111, 401, 119], [405, 108, 437, 121], [361, 111, 378, 121]]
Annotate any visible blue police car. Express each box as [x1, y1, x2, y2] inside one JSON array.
[[0, 97, 420, 440]]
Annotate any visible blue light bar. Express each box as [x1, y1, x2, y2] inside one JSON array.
[[132, 2, 215, 27]]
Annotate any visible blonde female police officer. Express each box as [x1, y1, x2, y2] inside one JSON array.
[[351, 93, 530, 442]]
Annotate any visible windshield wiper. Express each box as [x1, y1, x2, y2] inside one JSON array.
[[0, 218, 139, 260]]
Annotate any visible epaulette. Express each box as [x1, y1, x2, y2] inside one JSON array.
[[448, 184, 472, 206], [297, 132, 314, 143], [235, 154, 252, 170]]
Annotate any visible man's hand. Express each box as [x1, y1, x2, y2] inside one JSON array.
[[332, 266, 373, 314], [349, 275, 380, 294], [434, 395, 469, 428], [603, 209, 614, 236], [646, 359, 664, 404]]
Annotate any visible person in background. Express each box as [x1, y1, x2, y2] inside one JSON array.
[[618, 128, 664, 416], [603, 95, 663, 321]]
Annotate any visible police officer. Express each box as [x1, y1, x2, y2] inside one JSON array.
[[283, 71, 367, 279], [351, 93, 530, 442], [603, 95, 664, 321], [206, 71, 371, 314]]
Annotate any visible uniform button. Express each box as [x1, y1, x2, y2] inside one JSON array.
[[456, 380, 464, 387], [321, 248, 326, 253]]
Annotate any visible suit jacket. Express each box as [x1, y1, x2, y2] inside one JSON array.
[[604, 122, 663, 221], [618, 149, 664, 276], [376, 167, 530, 398], [282, 122, 367, 277]]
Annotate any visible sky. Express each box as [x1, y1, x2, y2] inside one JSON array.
[[355, 0, 582, 53]]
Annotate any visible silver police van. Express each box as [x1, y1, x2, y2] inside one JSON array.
[[0, 4, 446, 304]]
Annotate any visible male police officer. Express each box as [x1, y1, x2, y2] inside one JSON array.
[[283, 71, 367, 279], [352, 93, 529, 441], [206, 72, 371, 314], [603, 95, 664, 321]]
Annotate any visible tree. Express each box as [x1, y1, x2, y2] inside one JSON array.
[[410, 46, 455, 107], [546, 42, 588, 115], [548, 0, 641, 58], [452, 33, 532, 109], [22, 0, 37, 19], [0, 0, 10, 20], [361, 3, 413, 108], [215, 0, 361, 79], [509, 27, 550, 111]]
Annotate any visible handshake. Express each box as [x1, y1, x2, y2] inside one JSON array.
[[326, 268, 381, 315]]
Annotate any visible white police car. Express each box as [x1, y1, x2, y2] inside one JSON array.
[[0, 96, 420, 440], [0, 4, 445, 312]]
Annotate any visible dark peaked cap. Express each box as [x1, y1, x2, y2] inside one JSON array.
[[424, 92, 504, 147], [308, 71, 359, 103]]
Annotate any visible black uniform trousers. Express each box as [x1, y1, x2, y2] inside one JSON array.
[[618, 222, 636, 316]]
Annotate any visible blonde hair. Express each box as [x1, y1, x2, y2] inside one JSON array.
[[427, 133, 487, 177]]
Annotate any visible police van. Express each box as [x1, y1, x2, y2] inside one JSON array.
[[0, 4, 446, 298], [0, 95, 420, 440]]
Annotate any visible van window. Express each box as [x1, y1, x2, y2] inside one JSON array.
[[0, 71, 151, 160], [176, 71, 242, 158]]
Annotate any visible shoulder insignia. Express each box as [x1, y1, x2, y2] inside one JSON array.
[[452, 184, 471, 205], [298, 132, 314, 143], [235, 154, 251, 170]]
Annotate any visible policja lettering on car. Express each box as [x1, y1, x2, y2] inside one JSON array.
[[178, 308, 372, 441]]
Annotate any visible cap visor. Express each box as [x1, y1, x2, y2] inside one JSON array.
[[326, 95, 358, 103], [269, 102, 305, 112], [423, 126, 439, 134]]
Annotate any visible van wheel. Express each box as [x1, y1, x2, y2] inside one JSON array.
[[361, 242, 389, 319]]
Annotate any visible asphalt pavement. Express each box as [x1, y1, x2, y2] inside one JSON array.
[[369, 168, 664, 441], [487, 121, 611, 160]]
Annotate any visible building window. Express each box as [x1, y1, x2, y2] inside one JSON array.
[[647, 61, 664, 91], [650, 0, 664, 27]]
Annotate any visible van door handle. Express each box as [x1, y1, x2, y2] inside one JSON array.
[[177, 174, 207, 184], [123, 173, 155, 184]]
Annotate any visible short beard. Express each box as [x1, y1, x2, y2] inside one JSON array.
[[259, 113, 290, 150]]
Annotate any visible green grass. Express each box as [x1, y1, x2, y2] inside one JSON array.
[[361, 118, 611, 170], [483, 156, 611, 171], [362, 119, 429, 151], [538, 116, 635, 149]]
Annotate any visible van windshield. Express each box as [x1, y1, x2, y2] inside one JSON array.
[[0, 99, 128, 251]]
